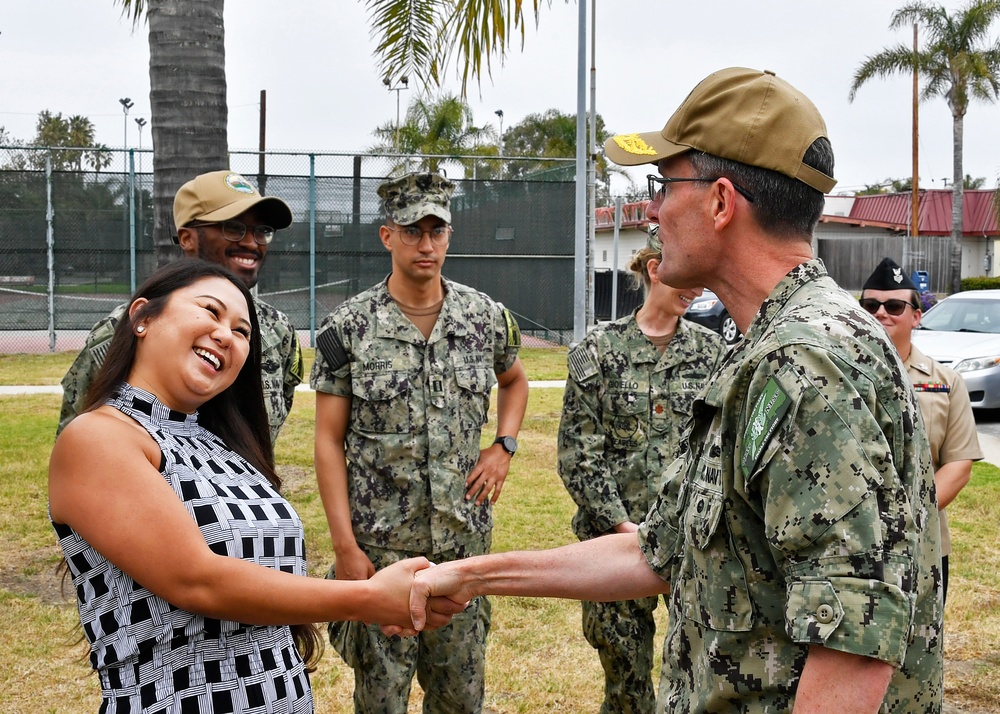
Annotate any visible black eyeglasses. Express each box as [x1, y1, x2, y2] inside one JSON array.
[[859, 298, 918, 316], [646, 174, 755, 204], [390, 225, 452, 246], [189, 220, 275, 245]]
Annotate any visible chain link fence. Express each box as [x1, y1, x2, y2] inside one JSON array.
[[0, 146, 576, 354]]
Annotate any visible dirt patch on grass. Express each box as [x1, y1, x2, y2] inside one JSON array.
[[0, 545, 72, 606]]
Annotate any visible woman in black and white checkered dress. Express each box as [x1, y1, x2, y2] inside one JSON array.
[[49, 260, 460, 713]]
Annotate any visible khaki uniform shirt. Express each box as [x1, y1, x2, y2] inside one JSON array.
[[309, 276, 520, 556], [558, 313, 724, 541], [638, 260, 942, 712], [906, 344, 982, 555], [58, 299, 303, 443]]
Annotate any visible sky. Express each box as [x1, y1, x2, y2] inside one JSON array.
[[3, 0, 1000, 196]]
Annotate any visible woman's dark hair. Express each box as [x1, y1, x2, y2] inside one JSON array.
[[83, 258, 276, 484], [78, 258, 324, 667]]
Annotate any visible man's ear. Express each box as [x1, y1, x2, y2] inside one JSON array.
[[177, 226, 197, 253], [709, 179, 739, 231], [379, 224, 393, 251]]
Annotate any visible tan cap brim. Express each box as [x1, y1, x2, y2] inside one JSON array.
[[197, 195, 293, 230], [604, 130, 692, 167]]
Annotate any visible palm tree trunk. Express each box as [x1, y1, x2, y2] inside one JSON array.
[[950, 112, 964, 294], [147, 0, 229, 267]]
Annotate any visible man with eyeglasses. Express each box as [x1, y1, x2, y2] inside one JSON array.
[[58, 170, 303, 442], [861, 256, 981, 606], [408, 68, 942, 712], [310, 171, 528, 713]]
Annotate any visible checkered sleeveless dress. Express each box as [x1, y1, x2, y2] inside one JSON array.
[[52, 384, 314, 713]]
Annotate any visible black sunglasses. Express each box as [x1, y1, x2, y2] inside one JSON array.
[[859, 298, 918, 316], [646, 174, 755, 204]]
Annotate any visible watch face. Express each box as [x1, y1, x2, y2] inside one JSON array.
[[499, 436, 517, 455]]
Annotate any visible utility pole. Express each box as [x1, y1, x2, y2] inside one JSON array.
[[258, 89, 268, 196], [911, 23, 919, 237]]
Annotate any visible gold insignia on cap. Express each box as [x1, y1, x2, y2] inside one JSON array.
[[612, 134, 657, 156]]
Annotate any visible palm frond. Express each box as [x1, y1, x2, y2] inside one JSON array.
[[113, 0, 147, 29]]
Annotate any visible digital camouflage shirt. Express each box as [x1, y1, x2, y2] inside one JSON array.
[[558, 313, 724, 541], [310, 276, 520, 556], [58, 298, 303, 444], [638, 259, 942, 712]]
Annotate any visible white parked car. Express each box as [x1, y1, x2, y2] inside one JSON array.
[[911, 289, 1000, 408]]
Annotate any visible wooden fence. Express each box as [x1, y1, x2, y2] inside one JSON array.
[[817, 234, 957, 294]]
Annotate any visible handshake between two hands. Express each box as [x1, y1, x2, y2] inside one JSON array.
[[370, 556, 474, 638]]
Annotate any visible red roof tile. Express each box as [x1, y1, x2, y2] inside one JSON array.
[[838, 189, 999, 235]]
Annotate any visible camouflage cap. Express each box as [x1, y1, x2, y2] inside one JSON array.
[[377, 172, 454, 225]]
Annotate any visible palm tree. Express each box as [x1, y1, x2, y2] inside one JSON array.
[[849, 0, 1000, 293], [371, 93, 496, 175], [114, 0, 548, 266]]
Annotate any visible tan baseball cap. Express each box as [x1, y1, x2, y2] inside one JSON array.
[[605, 67, 836, 194], [173, 171, 293, 239], [377, 172, 454, 225]]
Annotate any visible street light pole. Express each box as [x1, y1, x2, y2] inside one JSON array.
[[495, 109, 504, 156], [118, 97, 134, 154], [382, 76, 409, 152], [134, 117, 147, 240], [134, 117, 146, 170]]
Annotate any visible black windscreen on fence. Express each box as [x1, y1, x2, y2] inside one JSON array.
[[0, 150, 576, 352]]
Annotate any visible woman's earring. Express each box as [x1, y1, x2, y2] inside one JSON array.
[[136, 325, 146, 334]]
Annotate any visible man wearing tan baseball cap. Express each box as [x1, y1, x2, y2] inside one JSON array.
[[59, 171, 302, 443], [407, 68, 942, 713]]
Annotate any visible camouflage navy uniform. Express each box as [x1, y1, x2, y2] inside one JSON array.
[[58, 298, 302, 443], [638, 260, 942, 712], [558, 312, 723, 713], [310, 275, 520, 714]]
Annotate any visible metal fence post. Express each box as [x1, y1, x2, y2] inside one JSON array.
[[128, 149, 137, 293], [611, 196, 622, 321], [46, 153, 55, 352], [309, 154, 317, 343]]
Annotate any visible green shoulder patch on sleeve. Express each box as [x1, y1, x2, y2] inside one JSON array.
[[502, 307, 521, 348], [289, 332, 304, 381], [741, 376, 791, 479], [567, 345, 600, 383]]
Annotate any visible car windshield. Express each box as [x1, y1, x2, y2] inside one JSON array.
[[920, 297, 1000, 334]]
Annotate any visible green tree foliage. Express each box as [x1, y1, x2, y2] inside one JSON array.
[[501, 109, 629, 202], [857, 177, 914, 194], [30, 111, 113, 172], [858, 175, 986, 194], [849, 0, 1000, 293], [113, 0, 551, 265], [371, 93, 496, 175], [1, 113, 112, 172]]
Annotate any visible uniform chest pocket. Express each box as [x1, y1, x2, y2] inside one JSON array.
[[351, 368, 412, 434], [602, 391, 648, 451], [678, 479, 754, 632], [454, 366, 492, 431]]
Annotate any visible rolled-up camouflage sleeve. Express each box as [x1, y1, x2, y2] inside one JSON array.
[[492, 304, 520, 375], [747, 346, 920, 666], [57, 306, 126, 436], [557, 340, 630, 534], [278, 315, 303, 416]]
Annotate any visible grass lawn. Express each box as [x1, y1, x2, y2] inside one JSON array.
[[1, 348, 997, 712]]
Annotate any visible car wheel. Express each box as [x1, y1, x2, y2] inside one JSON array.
[[720, 314, 741, 344]]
